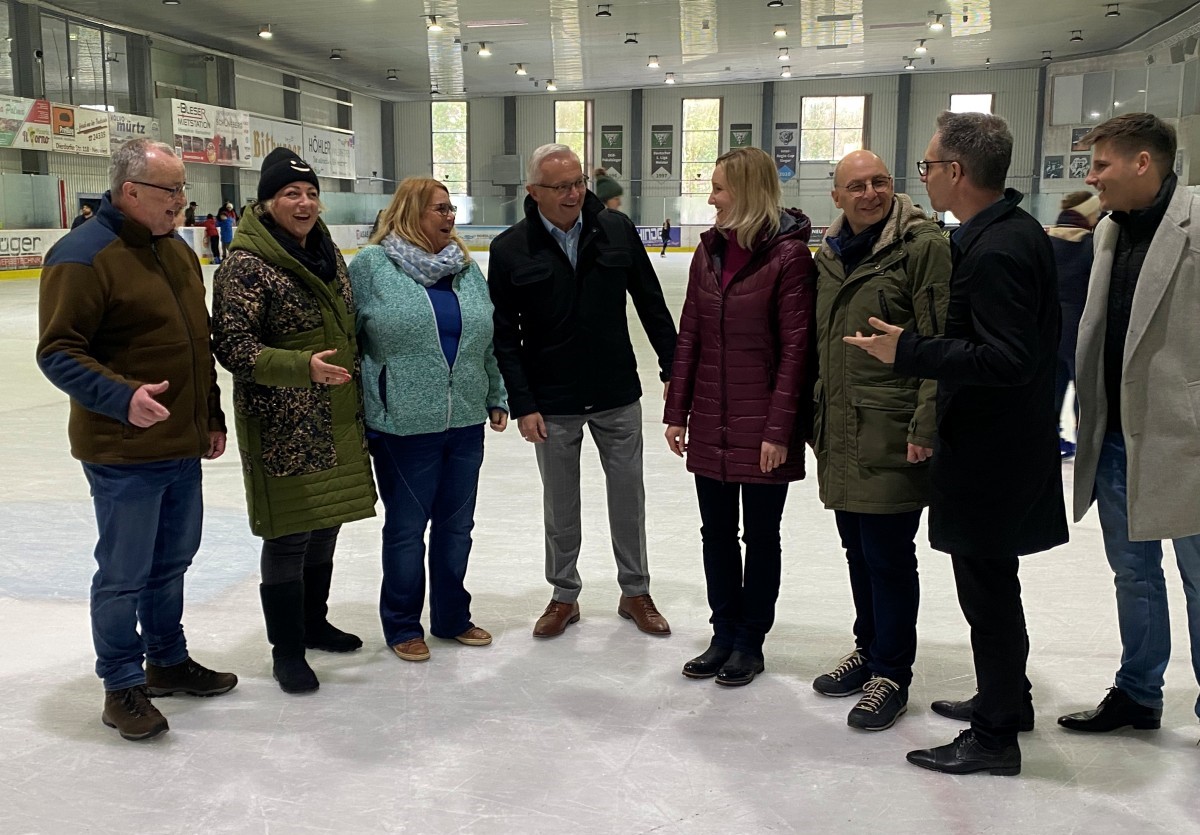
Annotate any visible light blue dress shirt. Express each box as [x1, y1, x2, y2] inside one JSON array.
[[539, 210, 584, 269]]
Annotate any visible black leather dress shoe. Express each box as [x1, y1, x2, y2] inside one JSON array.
[[1058, 687, 1162, 732], [715, 651, 765, 687], [682, 644, 733, 679], [906, 730, 1021, 776], [931, 693, 1035, 732]]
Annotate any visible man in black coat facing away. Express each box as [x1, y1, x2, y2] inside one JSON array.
[[489, 143, 678, 640], [845, 111, 1068, 775]]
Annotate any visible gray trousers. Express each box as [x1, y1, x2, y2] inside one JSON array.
[[534, 401, 650, 602]]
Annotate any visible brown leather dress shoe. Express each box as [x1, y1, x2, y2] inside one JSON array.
[[455, 626, 492, 646], [533, 600, 580, 638], [392, 638, 431, 662], [618, 594, 671, 635]]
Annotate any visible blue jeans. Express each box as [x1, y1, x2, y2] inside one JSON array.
[[82, 458, 203, 690], [835, 509, 922, 688], [1096, 432, 1200, 717], [369, 425, 485, 645]]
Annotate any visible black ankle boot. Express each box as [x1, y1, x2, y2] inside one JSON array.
[[715, 650, 765, 687], [303, 563, 363, 653], [682, 642, 733, 679], [260, 582, 319, 694]]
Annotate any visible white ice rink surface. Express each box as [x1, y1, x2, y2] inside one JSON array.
[[1, 253, 1197, 834]]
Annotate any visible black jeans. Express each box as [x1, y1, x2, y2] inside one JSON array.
[[951, 553, 1033, 749], [261, 525, 340, 585], [694, 475, 789, 657], [835, 509, 922, 687]]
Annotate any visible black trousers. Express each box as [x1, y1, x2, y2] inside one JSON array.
[[951, 552, 1033, 749], [208, 235, 220, 261], [835, 509, 922, 687], [261, 525, 340, 585], [694, 475, 789, 657]]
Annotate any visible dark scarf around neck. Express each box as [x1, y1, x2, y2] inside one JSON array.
[[262, 211, 338, 283]]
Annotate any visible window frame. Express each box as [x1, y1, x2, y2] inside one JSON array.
[[430, 100, 469, 197], [680, 97, 722, 196], [553, 99, 593, 173], [799, 95, 868, 162]]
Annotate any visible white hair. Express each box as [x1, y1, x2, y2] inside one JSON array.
[[526, 143, 578, 185]]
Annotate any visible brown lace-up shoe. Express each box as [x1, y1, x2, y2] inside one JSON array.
[[102, 685, 169, 741], [618, 594, 671, 635], [533, 600, 580, 638], [145, 657, 238, 697], [392, 638, 431, 662], [454, 627, 493, 646]]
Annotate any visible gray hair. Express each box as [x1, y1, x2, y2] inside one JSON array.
[[526, 143, 577, 185], [108, 138, 178, 194], [934, 111, 1012, 193]]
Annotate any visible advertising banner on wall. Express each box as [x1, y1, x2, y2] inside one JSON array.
[[600, 125, 623, 176], [108, 112, 160, 154], [165, 98, 251, 167], [774, 122, 797, 182], [51, 105, 110, 156], [0, 95, 51, 150], [248, 116, 304, 169], [304, 126, 355, 180], [651, 124, 673, 179], [730, 123, 753, 149]]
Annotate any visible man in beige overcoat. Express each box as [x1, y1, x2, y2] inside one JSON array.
[[1059, 112, 1200, 733]]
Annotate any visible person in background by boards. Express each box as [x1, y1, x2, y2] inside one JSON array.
[[201, 213, 220, 264], [217, 207, 235, 262], [37, 138, 236, 742], [488, 143, 678, 640], [212, 148, 377, 695], [593, 168, 624, 211], [71, 203, 94, 229], [1045, 190, 1100, 461], [664, 146, 816, 687], [660, 217, 672, 257], [184, 201, 197, 226]]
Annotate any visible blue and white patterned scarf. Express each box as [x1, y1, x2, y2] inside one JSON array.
[[381, 232, 466, 288]]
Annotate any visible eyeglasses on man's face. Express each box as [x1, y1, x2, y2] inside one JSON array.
[[916, 159, 956, 177], [130, 180, 188, 199], [534, 176, 589, 195], [842, 176, 893, 196], [428, 203, 458, 216]]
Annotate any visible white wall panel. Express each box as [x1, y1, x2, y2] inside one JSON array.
[[299, 80, 339, 128], [234, 62, 285, 118], [394, 101, 433, 181], [51, 152, 109, 206], [469, 97, 504, 197], [180, 162, 222, 217], [352, 92, 384, 195]]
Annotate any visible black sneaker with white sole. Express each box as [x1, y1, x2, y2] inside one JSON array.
[[847, 675, 908, 731], [812, 649, 870, 697]]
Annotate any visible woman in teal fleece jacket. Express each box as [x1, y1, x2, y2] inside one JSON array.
[[349, 177, 507, 662]]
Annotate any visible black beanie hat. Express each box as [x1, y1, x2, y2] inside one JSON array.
[[257, 147, 320, 202]]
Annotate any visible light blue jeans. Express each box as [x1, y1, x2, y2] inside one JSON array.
[[1095, 432, 1200, 718]]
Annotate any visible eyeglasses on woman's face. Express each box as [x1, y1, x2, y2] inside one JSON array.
[[427, 202, 458, 216]]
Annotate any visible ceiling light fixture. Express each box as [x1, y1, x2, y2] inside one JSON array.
[[929, 13, 945, 32], [426, 15, 443, 32], [329, 49, 342, 61], [1071, 30, 1083, 42], [780, 66, 792, 78], [774, 25, 787, 38], [768, 0, 784, 7], [513, 62, 527, 75], [778, 47, 790, 61], [904, 57, 916, 70], [386, 69, 398, 81], [625, 33, 638, 44], [478, 42, 491, 56], [546, 79, 557, 91], [647, 55, 659, 68], [596, 4, 612, 17], [665, 72, 676, 84], [162, 0, 180, 5], [914, 39, 928, 54], [1042, 50, 1053, 62], [1106, 4, 1120, 17], [258, 24, 273, 40]]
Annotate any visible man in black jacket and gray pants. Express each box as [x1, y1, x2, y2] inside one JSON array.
[[846, 112, 1068, 775], [489, 143, 678, 640]]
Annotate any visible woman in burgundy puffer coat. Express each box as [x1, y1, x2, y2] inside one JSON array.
[[664, 146, 816, 686]]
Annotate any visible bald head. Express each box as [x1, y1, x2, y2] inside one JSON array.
[[831, 150, 895, 234]]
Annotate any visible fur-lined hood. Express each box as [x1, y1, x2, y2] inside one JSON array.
[[819, 192, 931, 259]]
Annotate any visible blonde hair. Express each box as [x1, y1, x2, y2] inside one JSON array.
[[369, 176, 470, 260], [713, 147, 781, 249]]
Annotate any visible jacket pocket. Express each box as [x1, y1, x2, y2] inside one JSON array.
[[877, 289, 893, 322], [925, 285, 940, 333], [852, 384, 918, 469], [811, 379, 825, 450], [378, 366, 388, 413], [596, 249, 633, 268], [511, 263, 553, 286]]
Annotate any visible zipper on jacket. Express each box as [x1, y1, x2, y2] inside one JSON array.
[[152, 241, 207, 446], [416, 277, 456, 431], [876, 289, 893, 322], [925, 285, 939, 333]]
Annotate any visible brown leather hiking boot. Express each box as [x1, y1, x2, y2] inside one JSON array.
[[102, 685, 169, 741], [145, 657, 238, 697]]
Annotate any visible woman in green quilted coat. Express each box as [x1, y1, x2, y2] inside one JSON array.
[[212, 148, 377, 695]]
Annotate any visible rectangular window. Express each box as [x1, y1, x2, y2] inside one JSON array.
[[800, 95, 866, 162], [681, 98, 720, 195], [431, 101, 468, 196], [554, 100, 591, 170], [949, 93, 993, 114]]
